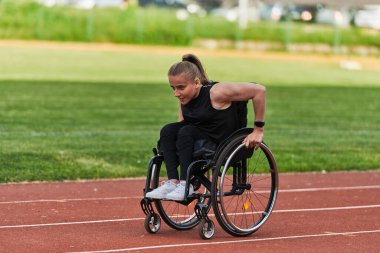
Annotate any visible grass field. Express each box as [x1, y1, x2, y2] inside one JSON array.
[[0, 43, 379, 182]]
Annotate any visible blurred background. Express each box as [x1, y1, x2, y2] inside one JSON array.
[[1, 0, 380, 54], [0, 0, 379, 182]]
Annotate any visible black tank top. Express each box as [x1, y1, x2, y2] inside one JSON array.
[[181, 82, 240, 144]]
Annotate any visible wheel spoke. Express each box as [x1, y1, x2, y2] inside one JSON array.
[[154, 162, 212, 230]]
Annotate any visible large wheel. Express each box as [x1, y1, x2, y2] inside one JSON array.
[[152, 160, 212, 230], [211, 135, 278, 237]]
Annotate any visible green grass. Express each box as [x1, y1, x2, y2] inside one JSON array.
[[0, 46, 379, 182], [1, 47, 379, 87]]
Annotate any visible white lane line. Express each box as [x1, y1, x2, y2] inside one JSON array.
[[1, 204, 380, 229], [2, 185, 380, 205], [0, 196, 139, 205], [280, 185, 380, 193], [67, 229, 380, 253], [274, 204, 380, 213], [0, 218, 144, 229]]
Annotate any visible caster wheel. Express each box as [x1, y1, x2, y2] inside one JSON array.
[[199, 219, 215, 239], [144, 213, 161, 234]]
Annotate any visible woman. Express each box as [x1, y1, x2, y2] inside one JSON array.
[[146, 54, 266, 201]]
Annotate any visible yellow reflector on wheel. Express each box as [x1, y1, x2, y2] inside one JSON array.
[[242, 201, 250, 211]]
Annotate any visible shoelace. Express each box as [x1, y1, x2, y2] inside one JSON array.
[[172, 184, 185, 193], [160, 180, 173, 187]]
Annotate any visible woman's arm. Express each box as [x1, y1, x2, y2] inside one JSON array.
[[210, 82, 266, 149], [178, 102, 184, 122]]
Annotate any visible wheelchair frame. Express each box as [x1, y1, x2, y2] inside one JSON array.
[[140, 128, 279, 239]]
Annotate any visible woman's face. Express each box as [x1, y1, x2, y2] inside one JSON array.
[[168, 73, 201, 105]]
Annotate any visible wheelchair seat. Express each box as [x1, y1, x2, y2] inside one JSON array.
[[192, 139, 217, 159], [192, 128, 254, 161]]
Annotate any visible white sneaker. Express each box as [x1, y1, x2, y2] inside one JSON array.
[[146, 180, 177, 199], [166, 181, 194, 201]]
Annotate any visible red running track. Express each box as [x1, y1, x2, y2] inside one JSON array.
[[1, 171, 380, 253]]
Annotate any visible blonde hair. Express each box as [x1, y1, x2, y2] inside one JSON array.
[[168, 54, 209, 85]]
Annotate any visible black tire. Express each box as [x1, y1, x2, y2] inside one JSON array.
[[152, 160, 212, 230], [198, 219, 215, 240], [144, 213, 161, 234], [211, 134, 278, 237]]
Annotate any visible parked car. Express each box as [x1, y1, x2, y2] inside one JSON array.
[[212, 5, 260, 22], [354, 5, 380, 29], [260, 3, 319, 23], [74, 0, 123, 9], [285, 4, 320, 22], [315, 7, 351, 27], [38, 0, 124, 9], [140, 0, 204, 14], [138, 0, 187, 9], [259, 3, 286, 21], [38, 0, 71, 7]]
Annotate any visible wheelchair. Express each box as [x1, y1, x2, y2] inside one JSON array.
[[140, 99, 278, 239], [140, 126, 279, 239]]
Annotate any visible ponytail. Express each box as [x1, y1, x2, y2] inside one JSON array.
[[168, 54, 209, 85]]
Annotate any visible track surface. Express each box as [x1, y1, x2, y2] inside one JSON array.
[[1, 171, 380, 253]]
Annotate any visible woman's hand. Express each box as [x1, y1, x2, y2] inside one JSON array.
[[243, 128, 264, 149]]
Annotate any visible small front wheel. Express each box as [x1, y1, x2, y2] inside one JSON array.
[[198, 219, 215, 240], [144, 213, 161, 234]]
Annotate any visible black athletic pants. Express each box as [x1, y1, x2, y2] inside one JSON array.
[[159, 121, 213, 181]]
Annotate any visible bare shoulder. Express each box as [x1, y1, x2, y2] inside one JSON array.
[[209, 82, 235, 109], [210, 82, 265, 103], [210, 82, 239, 95], [210, 82, 230, 103]]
